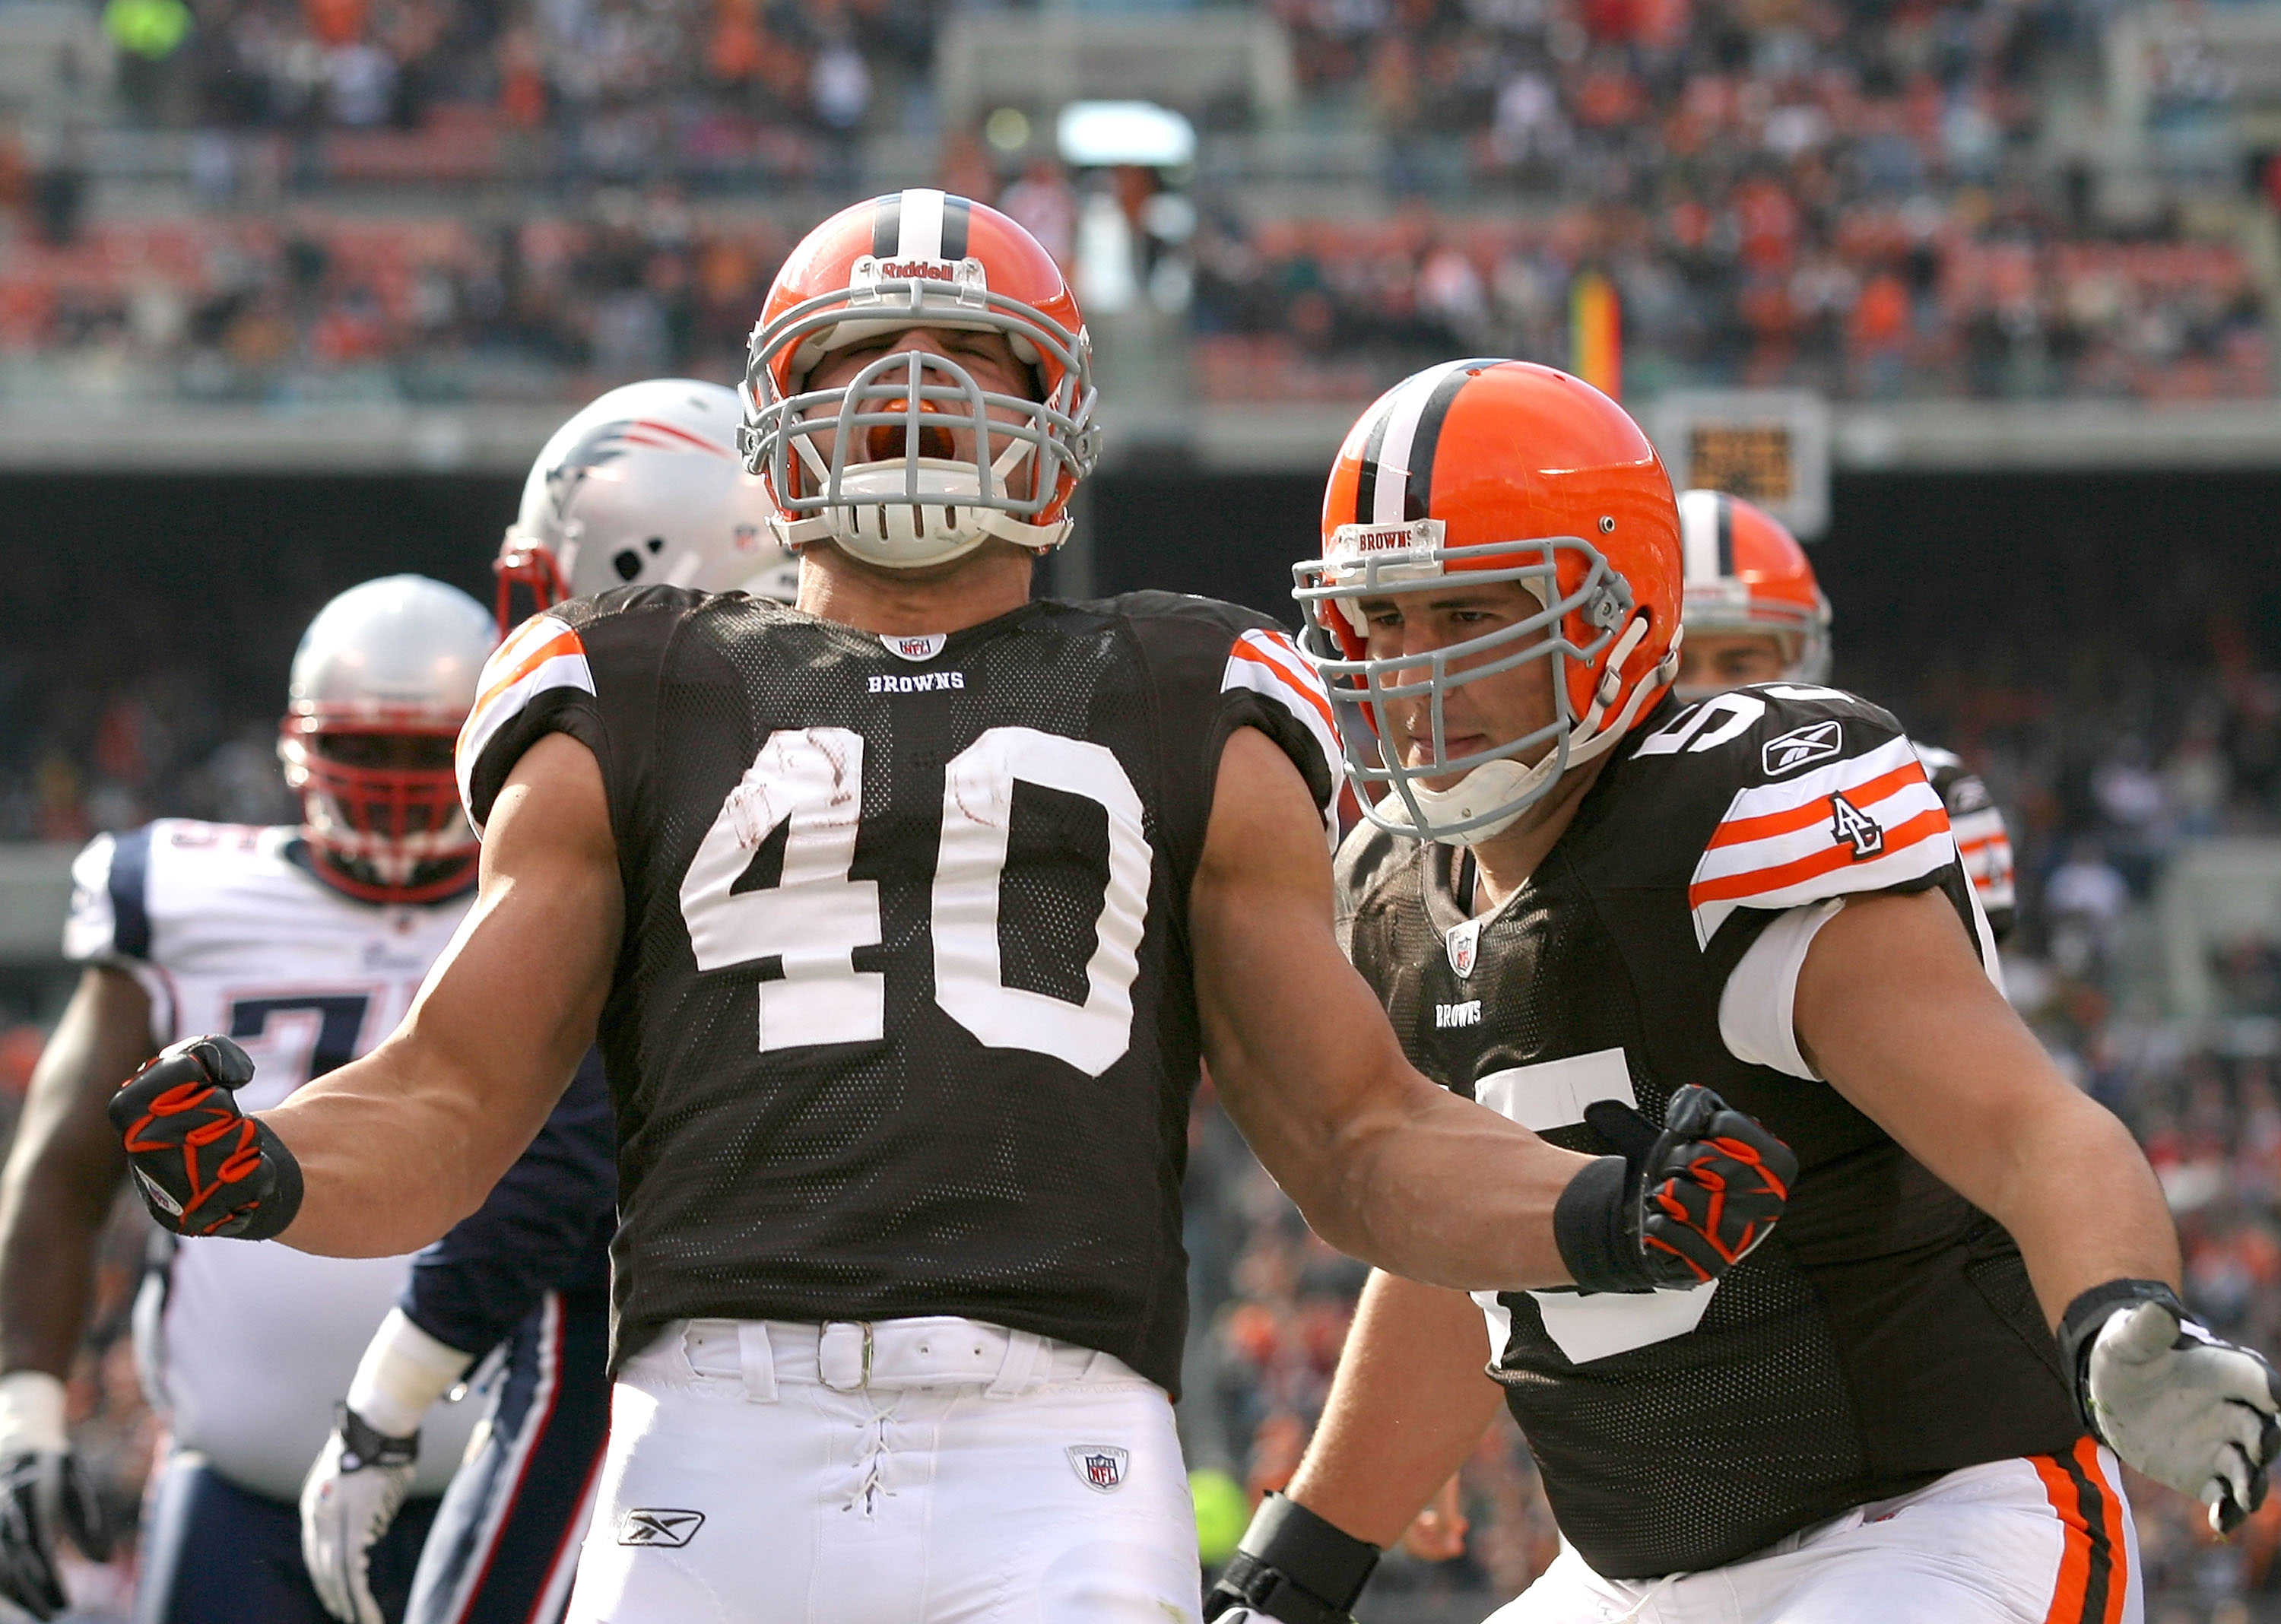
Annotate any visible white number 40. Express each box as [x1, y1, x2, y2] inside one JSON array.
[[678, 726, 1153, 1077]]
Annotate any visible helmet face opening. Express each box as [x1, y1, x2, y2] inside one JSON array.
[[1296, 531, 1632, 843], [1293, 360, 1685, 847], [279, 717, 477, 904], [744, 193, 1100, 572], [747, 338, 1094, 568], [281, 574, 495, 906]]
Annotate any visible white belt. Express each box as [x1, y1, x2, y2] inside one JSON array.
[[669, 1317, 1132, 1402]]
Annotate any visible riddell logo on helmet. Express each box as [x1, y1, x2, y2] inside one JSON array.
[[877, 259, 957, 282]]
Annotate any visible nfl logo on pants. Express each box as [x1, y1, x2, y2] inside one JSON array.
[[1068, 1445, 1129, 1492]]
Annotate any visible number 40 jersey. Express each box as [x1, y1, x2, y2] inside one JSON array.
[[64, 821, 483, 1504], [457, 587, 1340, 1394]]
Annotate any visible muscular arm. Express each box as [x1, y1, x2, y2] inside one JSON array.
[[1192, 728, 1594, 1291], [1283, 1270, 1505, 1544], [262, 733, 622, 1257], [1796, 887, 2180, 1326], [0, 968, 154, 1377]]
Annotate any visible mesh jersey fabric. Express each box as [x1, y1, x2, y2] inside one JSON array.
[[460, 586, 1337, 1394], [1336, 683, 2081, 1580]]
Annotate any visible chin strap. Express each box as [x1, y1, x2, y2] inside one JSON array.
[[772, 427, 1071, 567], [1382, 617, 1674, 847]]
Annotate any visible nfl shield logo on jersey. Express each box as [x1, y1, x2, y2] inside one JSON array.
[[1445, 919, 1482, 979], [1068, 1445, 1129, 1492]]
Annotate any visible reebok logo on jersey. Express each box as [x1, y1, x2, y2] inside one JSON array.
[[1068, 1445, 1129, 1492], [618, 1508, 705, 1547], [867, 671, 966, 694], [1445, 918, 1482, 979], [1437, 1001, 1482, 1029], [1830, 793, 1884, 858], [1762, 720, 1844, 777]]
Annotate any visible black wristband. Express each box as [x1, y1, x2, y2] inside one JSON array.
[[1553, 1155, 1652, 1295], [221, 1119, 305, 1242], [2055, 1278, 2187, 1440], [335, 1404, 418, 1472], [1212, 1493, 1378, 1622]]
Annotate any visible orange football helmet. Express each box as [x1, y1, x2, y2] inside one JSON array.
[[1293, 360, 1682, 845], [741, 189, 1099, 569], [1676, 488, 1832, 696]]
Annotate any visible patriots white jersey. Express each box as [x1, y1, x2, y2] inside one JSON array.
[[66, 820, 481, 1503]]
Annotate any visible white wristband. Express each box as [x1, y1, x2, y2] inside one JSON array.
[[0, 1371, 68, 1457], [344, 1310, 475, 1439]]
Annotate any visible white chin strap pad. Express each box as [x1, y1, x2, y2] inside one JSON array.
[[776, 439, 1070, 569], [1382, 757, 1554, 847]]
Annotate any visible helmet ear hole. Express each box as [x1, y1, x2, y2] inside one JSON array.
[[613, 548, 645, 582]]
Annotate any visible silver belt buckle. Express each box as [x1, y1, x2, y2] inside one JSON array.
[[818, 1321, 873, 1391]]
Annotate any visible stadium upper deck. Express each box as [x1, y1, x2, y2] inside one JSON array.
[[0, 0, 2273, 423]]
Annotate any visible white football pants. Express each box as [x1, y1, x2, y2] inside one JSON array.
[[563, 1316, 1203, 1624], [1489, 1439, 2140, 1624]]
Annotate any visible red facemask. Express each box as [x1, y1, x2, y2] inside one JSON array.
[[278, 717, 478, 904]]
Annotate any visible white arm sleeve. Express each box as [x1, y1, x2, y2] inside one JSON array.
[[344, 1310, 476, 1438], [1718, 899, 1846, 1080], [1721, 889, 2010, 1080]]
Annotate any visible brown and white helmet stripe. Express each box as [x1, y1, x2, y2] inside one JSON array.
[[869, 189, 973, 262], [1344, 357, 1505, 529]]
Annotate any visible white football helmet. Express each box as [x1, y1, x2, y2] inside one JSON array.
[[496, 379, 802, 629], [277, 576, 496, 904]]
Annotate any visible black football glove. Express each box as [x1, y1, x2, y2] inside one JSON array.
[[1553, 1084, 1796, 1294], [0, 1371, 112, 1622], [1202, 1493, 1378, 1624], [108, 1036, 303, 1240], [2059, 1280, 2281, 1535], [0, 1451, 113, 1619]]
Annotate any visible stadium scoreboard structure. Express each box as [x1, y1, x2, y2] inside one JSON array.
[[1651, 389, 1832, 541]]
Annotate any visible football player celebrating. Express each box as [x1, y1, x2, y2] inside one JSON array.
[[107, 195, 1794, 1624], [300, 379, 803, 1624], [0, 577, 495, 1623], [1203, 360, 2281, 1624], [1674, 487, 2016, 934]]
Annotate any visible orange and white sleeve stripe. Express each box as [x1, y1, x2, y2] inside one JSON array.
[[1222, 628, 1344, 829], [455, 613, 595, 832], [1688, 734, 1956, 947], [1951, 804, 2017, 915]]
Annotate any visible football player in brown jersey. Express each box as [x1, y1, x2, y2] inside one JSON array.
[[1204, 360, 2279, 1624], [101, 200, 1794, 1624]]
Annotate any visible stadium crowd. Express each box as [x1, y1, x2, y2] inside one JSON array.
[[0, 0, 2270, 403]]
